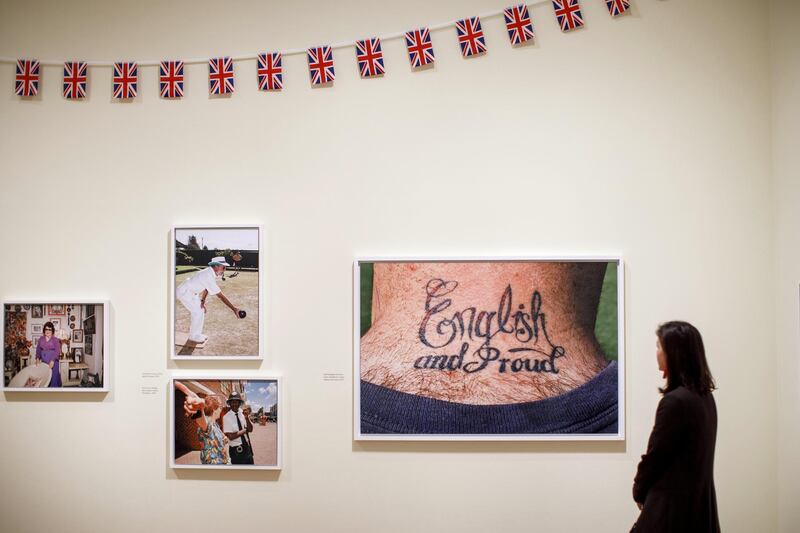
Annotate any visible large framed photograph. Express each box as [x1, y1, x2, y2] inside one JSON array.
[[2, 300, 110, 392], [354, 257, 624, 441], [170, 376, 282, 470], [170, 225, 263, 360]]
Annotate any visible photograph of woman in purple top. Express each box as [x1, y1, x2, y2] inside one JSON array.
[[35, 321, 62, 388]]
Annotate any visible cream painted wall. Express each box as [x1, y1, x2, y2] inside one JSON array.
[[0, 1, 780, 532], [771, 0, 800, 531]]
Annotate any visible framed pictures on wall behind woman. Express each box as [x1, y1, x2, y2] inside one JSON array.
[[170, 225, 264, 360], [353, 256, 625, 441], [2, 300, 110, 393], [72, 329, 83, 343], [170, 375, 282, 470], [31, 305, 43, 319], [47, 304, 66, 316], [83, 315, 95, 335]]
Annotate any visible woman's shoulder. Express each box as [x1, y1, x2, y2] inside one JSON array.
[[665, 385, 714, 406]]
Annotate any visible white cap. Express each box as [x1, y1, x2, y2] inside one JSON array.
[[208, 256, 230, 266]]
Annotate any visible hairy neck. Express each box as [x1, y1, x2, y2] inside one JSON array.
[[360, 262, 609, 404]]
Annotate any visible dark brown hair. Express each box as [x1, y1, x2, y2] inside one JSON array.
[[43, 321, 55, 333], [657, 321, 716, 395]]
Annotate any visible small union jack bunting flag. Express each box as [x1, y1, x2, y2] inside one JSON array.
[[257, 52, 282, 91], [63, 61, 87, 99], [504, 5, 535, 46], [15, 59, 40, 97], [159, 60, 184, 99], [355, 38, 385, 78], [456, 17, 487, 58], [112, 62, 137, 100], [405, 28, 435, 69], [209, 57, 235, 95], [606, 0, 630, 17], [553, 0, 584, 32], [307, 46, 335, 86]]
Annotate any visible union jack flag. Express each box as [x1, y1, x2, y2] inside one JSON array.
[[456, 17, 487, 58], [112, 62, 137, 99], [355, 38, 385, 78], [159, 60, 184, 99], [606, 0, 630, 17], [503, 5, 535, 46], [15, 59, 39, 97], [209, 57, 235, 95], [63, 61, 87, 99], [257, 52, 282, 91], [405, 28, 435, 69], [553, 0, 584, 32], [307, 46, 335, 86]]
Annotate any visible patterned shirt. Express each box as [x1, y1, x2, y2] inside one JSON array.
[[197, 414, 228, 464]]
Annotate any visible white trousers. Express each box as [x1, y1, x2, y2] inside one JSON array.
[[177, 289, 205, 339]]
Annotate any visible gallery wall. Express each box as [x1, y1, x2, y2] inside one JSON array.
[[771, 0, 800, 531], [0, 0, 786, 532]]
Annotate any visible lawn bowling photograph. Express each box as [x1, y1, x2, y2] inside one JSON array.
[[171, 225, 262, 359], [170, 377, 281, 470], [3, 301, 109, 392], [354, 257, 624, 441]]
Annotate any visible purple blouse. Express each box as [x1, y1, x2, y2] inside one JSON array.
[[36, 336, 61, 364], [36, 336, 62, 387]]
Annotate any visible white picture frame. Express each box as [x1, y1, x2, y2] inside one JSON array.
[[353, 255, 625, 441], [2, 299, 110, 393], [169, 374, 282, 470], [170, 224, 264, 360]]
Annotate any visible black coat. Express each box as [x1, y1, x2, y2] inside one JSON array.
[[631, 386, 720, 533]]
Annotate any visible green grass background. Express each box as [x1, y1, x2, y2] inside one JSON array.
[[359, 262, 618, 361]]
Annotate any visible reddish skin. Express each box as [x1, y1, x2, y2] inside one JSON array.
[[361, 262, 610, 405]]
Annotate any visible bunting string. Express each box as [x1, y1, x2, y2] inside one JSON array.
[[2, 0, 632, 98]]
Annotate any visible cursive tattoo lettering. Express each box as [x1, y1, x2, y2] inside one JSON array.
[[414, 279, 566, 375]]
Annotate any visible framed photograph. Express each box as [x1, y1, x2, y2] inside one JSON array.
[[31, 305, 43, 319], [354, 257, 625, 441], [84, 334, 93, 356], [170, 376, 282, 470], [2, 300, 110, 392], [170, 225, 263, 360], [83, 315, 95, 335], [47, 304, 66, 316], [72, 329, 83, 343], [31, 324, 43, 334]]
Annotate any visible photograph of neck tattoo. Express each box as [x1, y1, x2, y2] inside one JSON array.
[[359, 260, 615, 405], [415, 278, 566, 375]]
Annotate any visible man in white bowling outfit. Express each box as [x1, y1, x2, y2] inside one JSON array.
[[176, 256, 241, 343]]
